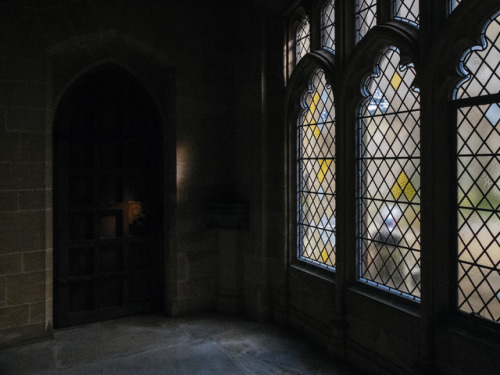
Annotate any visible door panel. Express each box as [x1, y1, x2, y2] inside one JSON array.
[[54, 67, 162, 327]]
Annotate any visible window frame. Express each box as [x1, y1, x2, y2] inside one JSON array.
[[282, 0, 500, 373], [285, 50, 338, 278], [450, 9, 500, 326], [342, 21, 421, 309], [355, 44, 422, 302]]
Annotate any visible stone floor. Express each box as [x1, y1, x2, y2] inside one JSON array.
[[0, 313, 360, 375]]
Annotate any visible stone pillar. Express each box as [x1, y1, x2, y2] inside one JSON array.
[[207, 203, 248, 314]]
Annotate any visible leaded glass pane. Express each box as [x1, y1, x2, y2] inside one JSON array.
[[321, 1, 335, 54], [449, 0, 461, 14], [456, 13, 500, 99], [357, 46, 421, 300], [296, 16, 311, 64], [394, 0, 419, 27], [298, 70, 336, 269], [355, 0, 377, 44], [457, 103, 500, 322]]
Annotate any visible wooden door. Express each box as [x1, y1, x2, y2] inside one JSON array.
[[54, 67, 162, 327]]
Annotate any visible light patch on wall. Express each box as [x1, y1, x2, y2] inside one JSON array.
[[176, 144, 192, 190]]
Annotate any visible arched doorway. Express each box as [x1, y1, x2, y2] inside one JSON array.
[[54, 66, 163, 327]]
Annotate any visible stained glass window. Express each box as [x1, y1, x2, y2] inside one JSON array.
[[297, 70, 336, 269], [296, 16, 311, 64], [355, 0, 377, 44], [449, 0, 461, 14], [321, 1, 335, 54], [455, 12, 500, 323], [455, 13, 500, 100], [357, 46, 421, 300], [394, 0, 419, 27]]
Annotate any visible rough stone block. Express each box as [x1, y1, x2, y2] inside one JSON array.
[[0, 191, 18, 212], [16, 162, 45, 189], [44, 209, 52, 248], [45, 189, 52, 209], [29, 301, 45, 324], [0, 254, 22, 276], [0, 322, 51, 349], [0, 230, 18, 255], [0, 212, 19, 254], [0, 132, 20, 162], [6, 108, 46, 134], [45, 164, 52, 189], [18, 190, 45, 210], [6, 271, 46, 305], [45, 297, 53, 324], [45, 249, 53, 271], [0, 81, 46, 108], [0, 305, 29, 330], [23, 251, 46, 273], [0, 58, 45, 83], [0, 164, 17, 190], [0, 277, 5, 307], [18, 210, 45, 230], [17, 228, 44, 252], [21, 133, 45, 162], [17, 211, 45, 251]]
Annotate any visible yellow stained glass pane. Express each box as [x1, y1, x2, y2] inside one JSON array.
[[310, 91, 321, 115], [321, 248, 329, 263], [391, 71, 402, 90], [404, 180, 416, 201], [313, 91, 321, 105], [391, 171, 416, 201], [311, 124, 321, 139], [317, 159, 332, 183]]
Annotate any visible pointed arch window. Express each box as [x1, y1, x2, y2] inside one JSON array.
[[355, 0, 377, 44], [297, 70, 336, 269], [321, 0, 335, 54], [393, 0, 420, 27], [454, 11, 500, 323], [357, 46, 421, 300], [296, 16, 311, 64], [449, 0, 462, 14]]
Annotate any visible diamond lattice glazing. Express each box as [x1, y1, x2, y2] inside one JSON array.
[[296, 16, 311, 64], [449, 0, 461, 14], [355, 0, 377, 44], [394, 0, 420, 27], [457, 103, 500, 322], [321, 1, 335, 54], [357, 46, 421, 299], [455, 12, 500, 324], [456, 14, 500, 99], [298, 70, 336, 269]]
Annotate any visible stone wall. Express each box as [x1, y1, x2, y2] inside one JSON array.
[[0, 4, 52, 346], [0, 0, 278, 347]]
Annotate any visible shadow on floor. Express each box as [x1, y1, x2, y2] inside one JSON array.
[[0, 313, 360, 374]]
